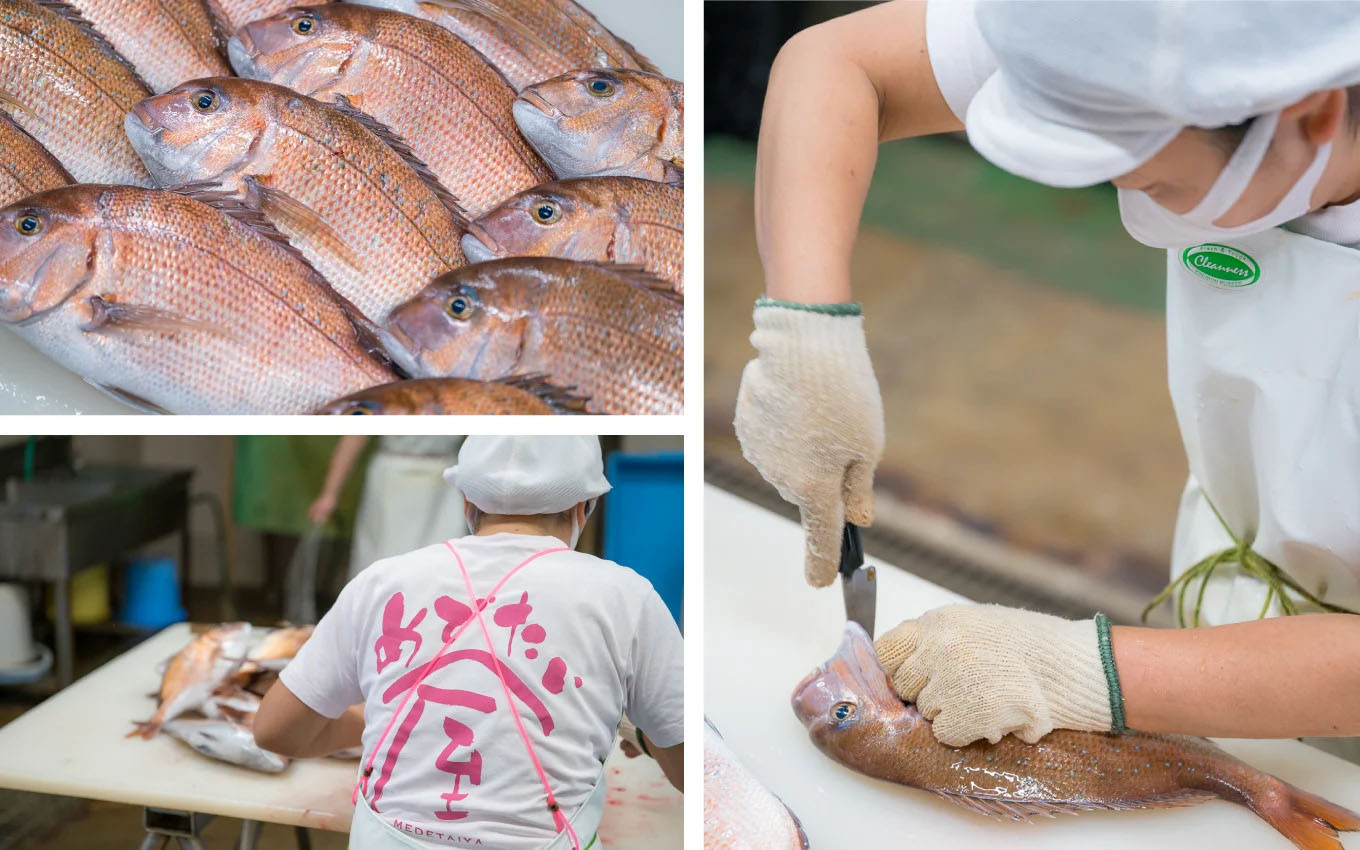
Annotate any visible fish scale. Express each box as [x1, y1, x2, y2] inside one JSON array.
[[231, 3, 552, 216], [0, 185, 394, 413], [127, 77, 467, 325], [385, 256, 682, 415], [0, 112, 70, 205], [792, 623, 1360, 850], [466, 176, 682, 292], [64, 0, 229, 92], [0, 0, 151, 185]]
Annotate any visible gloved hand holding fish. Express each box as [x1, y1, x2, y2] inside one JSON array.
[[0, 0, 682, 414], [127, 622, 342, 773]]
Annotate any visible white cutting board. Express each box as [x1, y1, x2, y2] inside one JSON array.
[[0, 623, 681, 846], [704, 484, 1360, 849]]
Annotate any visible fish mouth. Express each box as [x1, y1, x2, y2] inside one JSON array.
[[515, 89, 561, 120], [226, 36, 259, 79], [791, 622, 897, 724], [460, 224, 504, 264]]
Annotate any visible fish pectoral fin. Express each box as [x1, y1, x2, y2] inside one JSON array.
[[86, 381, 172, 415], [244, 178, 364, 275], [81, 295, 234, 341], [935, 789, 1217, 823]]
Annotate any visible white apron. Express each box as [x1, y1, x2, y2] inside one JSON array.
[[1165, 228, 1360, 625], [348, 765, 607, 850], [349, 451, 466, 582]]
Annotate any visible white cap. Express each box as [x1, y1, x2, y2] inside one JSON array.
[[966, 1, 1360, 187], [444, 435, 611, 515]]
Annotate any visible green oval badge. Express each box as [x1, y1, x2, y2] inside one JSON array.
[[1181, 243, 1259, 288]]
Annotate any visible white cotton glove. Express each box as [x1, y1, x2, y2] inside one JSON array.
[[734, 299, 885, 587], [618, 714, 646, 759], [873, 604, 1123, 746]]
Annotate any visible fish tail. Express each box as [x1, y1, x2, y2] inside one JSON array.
[[126, 720, 159, 739], [1253, 780, 1360, 850]]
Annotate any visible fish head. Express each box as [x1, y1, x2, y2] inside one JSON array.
[[315, 389, 388, 415], [0, 186, 98, 324], [384, 263, 534, 379], [514, 70, 671, 176], [464, 181, 614, 263], [126, 78, 271, 187], [230, 7, 364, 95], [791, 622, 918, 761]]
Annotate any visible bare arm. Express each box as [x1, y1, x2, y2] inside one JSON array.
[[756, 0, 960, 304], [648, 738, 683, 792], [1113, 614, 1360, 737], [308, 435, 369, 525], [254, 679, 364, 758]]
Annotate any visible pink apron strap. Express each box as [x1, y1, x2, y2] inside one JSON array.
[[354, 542, 570, 807]]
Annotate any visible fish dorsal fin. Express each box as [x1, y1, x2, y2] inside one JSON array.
[[597, 262, 682, 302], [418, 0, 562, 61], [498, 373, 589, 414], [329, 95, 471, 226], [34, 0, 152, 92], [198, 0, 233, 53]]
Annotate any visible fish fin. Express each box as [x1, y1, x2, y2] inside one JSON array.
[[596, 263, 683, 302], [498, 373, 590, 414], [33, 0, 152, 92], [82, 295, 234, 341], [660, 159, 683, 186], [934, 789, 1216, 823], [0, 90, 37, 122], [244, 176, 364, 275], [615, 35, 661, 74], [126, 719, 160, 739], [417, 0, 562, 60], [327, 95, 471, 226], [780, 799, 810, 849], [1255, 783, 1360, 850], [79, 379, 165, 413], [199, 0, 234, 50]]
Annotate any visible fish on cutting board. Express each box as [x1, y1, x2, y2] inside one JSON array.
[[792, 622, 1360, 850], [0, 185, 396, 414], [130, 623, 252, 739], [353, 0, 656, 91], [162, 718, 289, 773], [514, 69, 682, 184], [244, 624, 313, 671], [704, 721, 809, 849], [227, 3, 552, 216], [0, 0, 152, 185], [463, 177, 683, 292], [125, 77, 468, 328], [315, 376, 587, 414], [384, 257, 683, 414], [63, 0, 230, 92]]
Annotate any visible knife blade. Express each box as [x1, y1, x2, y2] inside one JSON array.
[[839, 522, 875, 636]]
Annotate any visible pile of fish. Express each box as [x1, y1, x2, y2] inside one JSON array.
[[0, 0, 682, 414], [790, 622, 1360, 850], [127, 623, 342, 773]]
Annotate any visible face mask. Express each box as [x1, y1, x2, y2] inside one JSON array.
[[1117, 111, 1332, 249], [568, 498, 598, 549]]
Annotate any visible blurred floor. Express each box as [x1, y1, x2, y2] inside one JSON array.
[[705, 135, 1187, 596]]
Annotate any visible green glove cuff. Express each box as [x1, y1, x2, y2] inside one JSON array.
[[1095, 612, 1128, 734], [755, 295, 862, 317]]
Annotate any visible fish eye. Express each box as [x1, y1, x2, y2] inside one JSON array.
[[587, 78, 615, 97], [345, 400, 378, 415], [292, 15, 315, 34], [446, 295, 474, 320], [192, 90, 218, 112], [14, 214, 40, 236], [830, 701, 856, 722], [532, 200, 561, 225]]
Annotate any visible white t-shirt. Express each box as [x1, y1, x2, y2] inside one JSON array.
[[281, 532, 684, 850], [924, 0, 1360, 245]]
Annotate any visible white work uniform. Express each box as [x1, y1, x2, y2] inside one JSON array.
[[348, 436, 467, 582], [926, 0, 1360, 623], [282, 533, 685, 850]]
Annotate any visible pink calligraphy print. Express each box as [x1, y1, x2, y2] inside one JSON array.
[[494, 592, 533, 654], [434, 596, 474, 642], [374, 593, 427, 674], [542, 657, 567, 694], [522, 624, 546, 643], [371, 684, 495, 808]]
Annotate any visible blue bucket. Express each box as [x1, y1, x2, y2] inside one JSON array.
[[119, 556, 188, 630], [602, 452, 683, 629]]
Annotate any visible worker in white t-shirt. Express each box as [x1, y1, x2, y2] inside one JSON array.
[[737, 0, 1360, 747], [254, 435, 684, 850]]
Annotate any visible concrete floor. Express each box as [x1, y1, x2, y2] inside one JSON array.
[[705, 135, 1187, 596]]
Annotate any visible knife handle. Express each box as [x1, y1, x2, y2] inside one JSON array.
[[839, 523, 864, 577]]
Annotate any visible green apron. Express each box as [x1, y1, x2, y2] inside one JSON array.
[[231, 436, 370, 537]]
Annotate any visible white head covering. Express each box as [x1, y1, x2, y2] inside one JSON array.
[[444, 435, 611, 514], [966, 1, 1360, 187]]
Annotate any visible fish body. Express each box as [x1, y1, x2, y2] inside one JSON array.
[[211, 0, 330, 35], [464, 177, 682, 293], [385, 257, 683, 415], [316, 376, 584, 414], [514, 69, 682, 184], [704, 722, 808, 849], [228, 4, 552, 216], [792, 623, 1360, 850], [64, 0, 229, 92], [0, 113, 71, 207], [354, 0, 654, 91], [0, 0, 152, 185], [247, 624, 313, 667], [201, 686, 262, 724], [162, 718, 289, 773], [131, 623, 251, 739], [126, 76, 467, 326], [0, 185, 395, 413]]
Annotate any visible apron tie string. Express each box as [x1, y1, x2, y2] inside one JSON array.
[[1142, 495, 1357, 626]]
